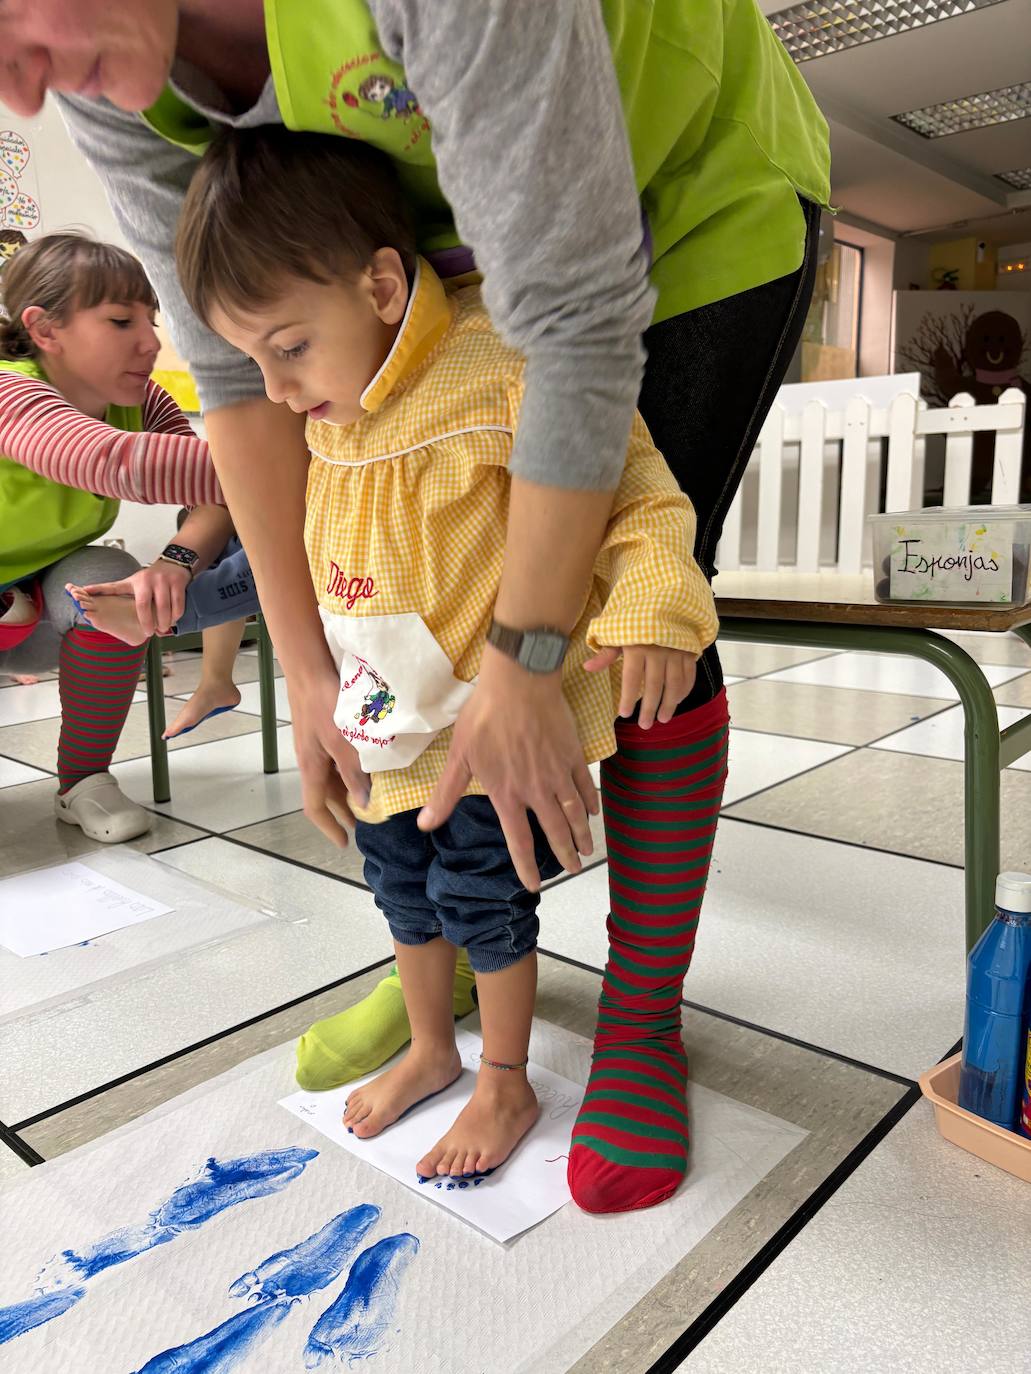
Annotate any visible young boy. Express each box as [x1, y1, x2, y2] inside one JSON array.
[[176, 127, 720, 1183]]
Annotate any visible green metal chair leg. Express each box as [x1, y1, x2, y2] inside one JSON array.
[[145, 637, 171, 804], [256, 616, 279, 775], [719, 620, 1002, 952]]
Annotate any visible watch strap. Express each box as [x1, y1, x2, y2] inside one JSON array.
[[486, 618, 570, 674]]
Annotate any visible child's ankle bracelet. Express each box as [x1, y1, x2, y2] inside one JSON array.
[[479, 1053, 528, 1072]]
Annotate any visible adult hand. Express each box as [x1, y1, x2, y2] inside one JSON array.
[[418, 647, 599, 891], [584, 645, 698, 729], [80, 561, 192, 637], [286, 666, 371, 849]]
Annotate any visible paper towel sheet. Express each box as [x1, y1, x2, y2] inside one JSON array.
[[0, 1020, 807, 1374]]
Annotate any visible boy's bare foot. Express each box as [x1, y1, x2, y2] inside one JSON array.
[[164, 681, 242, 739], [5, 673, 40, 685], [343, 1043, 462, 1140], [66, 585, 149, 646], [416, 1071, 539, 1179]]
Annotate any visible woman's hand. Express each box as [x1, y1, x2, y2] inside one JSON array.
[[418, 645, 599, 892], [286, 667, 371, 849], [584, 644, 698, 729], [79, 560, 193, 637]]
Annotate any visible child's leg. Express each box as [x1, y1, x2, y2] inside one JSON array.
[[416, 950, 539, 1180], [568, 691, 729, 1214], [341, 810, 464, 1136], [342, 937, 462, 1138], [414, 796, 557, 1178], [295, 950, 477, 1091], [164, 618, 245, 738]]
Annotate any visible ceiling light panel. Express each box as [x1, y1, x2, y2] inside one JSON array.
[[892, 82, 1031, 138], [768, 0, 1007, 62], [996, 166, 1031, 190]]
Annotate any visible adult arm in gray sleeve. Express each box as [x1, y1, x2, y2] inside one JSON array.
[[370, 0, 655, 492], [55, 93, 266, 414]]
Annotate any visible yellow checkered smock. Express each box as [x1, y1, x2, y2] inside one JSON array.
[[305, 261, 718, 822]]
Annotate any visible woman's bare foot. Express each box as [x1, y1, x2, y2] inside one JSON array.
[[5, 673, 40, 685], [343, 1042, 462, 1140], [66, 585, 149, 646], [164, 680, 242, 739], [416, 1071, 539, 1179]]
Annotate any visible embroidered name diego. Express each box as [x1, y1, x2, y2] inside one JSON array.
[[326, 561, 379, 610]]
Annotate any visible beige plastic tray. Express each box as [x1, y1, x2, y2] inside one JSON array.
[[919, 1052, 1031, 1184]]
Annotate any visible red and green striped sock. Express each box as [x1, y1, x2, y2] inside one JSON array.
[[57, 626, 148, 793], [568, 689, 730, 1214]]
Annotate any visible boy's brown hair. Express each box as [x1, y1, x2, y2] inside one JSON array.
[[176, 126, 418, 328]]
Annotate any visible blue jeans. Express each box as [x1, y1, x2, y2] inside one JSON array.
[[175, 538, 260, 635], [355, 797, 562, 973]]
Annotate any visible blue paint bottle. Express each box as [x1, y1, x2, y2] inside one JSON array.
[[959, 873, 1031, 1131]]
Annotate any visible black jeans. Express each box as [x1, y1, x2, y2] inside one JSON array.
[[636, 198, 821, 711]]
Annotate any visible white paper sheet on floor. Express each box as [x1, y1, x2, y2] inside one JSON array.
[[280, 1030, 582, 1242], [0, 1019, 808, 1374], [0, 859, 174, 957], [0, 848, 271, 1014]]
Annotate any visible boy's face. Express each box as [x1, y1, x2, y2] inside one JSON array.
[[210, 255, 409, 426]]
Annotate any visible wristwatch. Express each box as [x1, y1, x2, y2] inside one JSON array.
[[486, 618, 570, 674], [156, 543, 199, 578]]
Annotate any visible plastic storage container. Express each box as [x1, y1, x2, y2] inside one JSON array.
[[869, 505, 1031, 607], [958, 873, 1031, 1130], [920, 1053, 1031, 1183]]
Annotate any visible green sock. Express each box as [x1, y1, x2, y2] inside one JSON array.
[[295, 947, 477, 1090]]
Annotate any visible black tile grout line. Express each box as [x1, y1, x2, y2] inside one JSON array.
[[0, 749, 57, 777], [0, 1119, 45, 1166], [646, 1035, 963, 1374], [536, 948, 919, 1089], [718, 738, 860, 813], [217, 831, 376, 896], [644, 1086, 923, 1374], [719, 811, 964, 875], [6, 953, 397, 1140]]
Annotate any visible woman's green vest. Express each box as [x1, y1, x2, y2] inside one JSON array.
[[0, 358, 140, 588], [143, 0, 831, 323]]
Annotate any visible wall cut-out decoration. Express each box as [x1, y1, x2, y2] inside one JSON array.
[[0, 133, 40, 233]]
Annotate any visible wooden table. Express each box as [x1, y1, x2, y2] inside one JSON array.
[[713, 571, 1031, 952]]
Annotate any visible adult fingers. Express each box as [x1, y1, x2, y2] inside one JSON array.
[[418, 750, 473, 832], [493, 800, 544, 892]]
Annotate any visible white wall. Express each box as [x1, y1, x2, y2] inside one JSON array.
[[1, 96, 128, 246]]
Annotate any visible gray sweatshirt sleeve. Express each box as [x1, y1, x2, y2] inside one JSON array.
[[55, 93, 266, 413], [370, 0, 655, 491]]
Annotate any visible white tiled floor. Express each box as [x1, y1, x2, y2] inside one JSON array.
[[110, 726, 302, 831], [873, 702, 1031, 770], [682, 1107, 1030, 1374], [0, 756, 50, 787], [0, 680, 144, 727], [767, 652, 1025, 701], [539, 818, 966, 1080], [723, 728, 851, 805], [232, 677, 292, 720], [1, 839, 392, 1123]]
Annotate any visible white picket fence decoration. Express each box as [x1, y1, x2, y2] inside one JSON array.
[[718, 387, 1027, 575]]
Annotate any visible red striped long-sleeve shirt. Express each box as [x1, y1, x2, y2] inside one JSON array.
[[0, 371, 224, 507]]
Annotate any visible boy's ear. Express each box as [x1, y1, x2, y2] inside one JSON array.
[[366, 248, 410, 326]]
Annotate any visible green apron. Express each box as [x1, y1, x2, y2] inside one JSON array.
[[143, 0, 831, 324], [0, 358, 140, 588]]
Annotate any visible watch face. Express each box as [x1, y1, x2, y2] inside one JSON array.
[[520, 631, 568, 674]]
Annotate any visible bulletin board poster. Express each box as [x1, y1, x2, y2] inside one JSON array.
[[0, 130, 42, 247], [892, 290, 1030, 407]]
